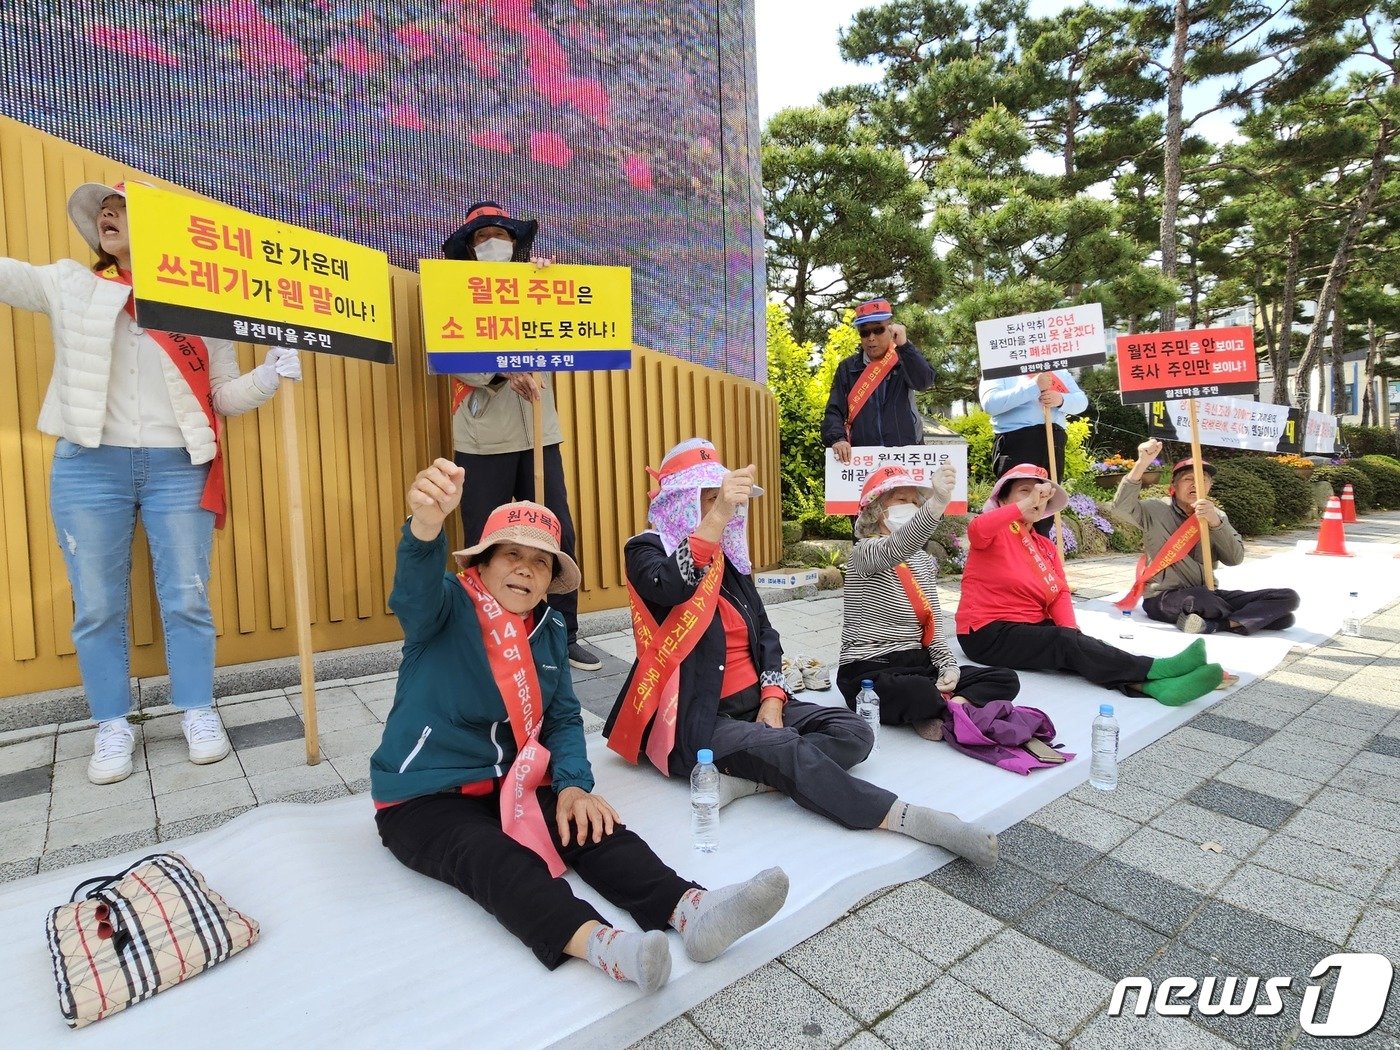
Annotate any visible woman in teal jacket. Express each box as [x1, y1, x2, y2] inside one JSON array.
[[371, 459, 788, 993]]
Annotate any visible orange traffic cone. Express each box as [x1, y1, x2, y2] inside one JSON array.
[[1308, 496, 1353, 557], [1341, 484, 1357, 523]]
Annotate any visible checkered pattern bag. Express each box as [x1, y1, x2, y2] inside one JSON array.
[[45, 852, 259, 1028]]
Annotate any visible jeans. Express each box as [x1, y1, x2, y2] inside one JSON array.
[[50, 441, 216, 722]]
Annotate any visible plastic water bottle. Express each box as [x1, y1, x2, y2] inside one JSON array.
[[1119, 609, 1134, 640], [1342, 592, 1361, 637], [1090, 704, 1119, 791], [691, 748, 719, 853], [856, 679, 881, 753]]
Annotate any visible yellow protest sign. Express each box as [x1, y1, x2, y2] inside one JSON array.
[[126, 183, 394, 363], [419, 260, 632, 373]]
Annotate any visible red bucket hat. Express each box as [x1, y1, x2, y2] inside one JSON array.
[[442, 201, 538, 261], [986, 464, 1069, 515], [452, 501, 580, 594], [1170, 457, 1217, 481]]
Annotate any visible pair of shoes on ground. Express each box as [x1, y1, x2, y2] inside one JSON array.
[[87, 708, 232, 785], [568, 640, 603, 672], [780, 655, 831, 694]]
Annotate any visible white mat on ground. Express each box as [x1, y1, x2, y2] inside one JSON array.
[[4, 545, 1398, 1049]]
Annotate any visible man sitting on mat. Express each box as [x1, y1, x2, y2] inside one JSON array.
[[603, 438, 998, 870], [956, 464, 1224, 707], [837, 463, 1020, 737], [371, 459, 789, 994], [1112, 440, 1300, 635]]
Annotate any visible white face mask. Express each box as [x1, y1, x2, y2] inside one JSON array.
[[473, 237, 514, 262], [884, 504, 917, 531]]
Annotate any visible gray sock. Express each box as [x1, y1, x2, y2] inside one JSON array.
[[584, 926, 671, 993], [889, 801, 998, 871], [718, 773, 772, 808], [669, 867, 790, 962]]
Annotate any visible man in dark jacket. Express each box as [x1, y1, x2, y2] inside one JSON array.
[[821, 297, 936, 462], [603, 438, 999, 870]]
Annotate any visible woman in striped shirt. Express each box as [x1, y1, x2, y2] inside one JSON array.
[[838, 465, 1021, 738]]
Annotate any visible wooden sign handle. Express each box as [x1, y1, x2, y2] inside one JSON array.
[[1044, 404, 1065, 560], [1186, 398, 1217, 590], [278, 378, 320, 765]]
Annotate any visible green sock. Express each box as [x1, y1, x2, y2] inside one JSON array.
[[1147, 639, 1207, 680], [1142, 663, 1223, 707]]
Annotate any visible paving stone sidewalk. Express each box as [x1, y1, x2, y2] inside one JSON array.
[[0, 516, 1397, 1049]]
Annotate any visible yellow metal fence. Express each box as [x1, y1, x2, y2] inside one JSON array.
[[0, 116, 778, 697]]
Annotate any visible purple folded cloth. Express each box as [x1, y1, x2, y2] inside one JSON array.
[[942, 700, 1074, 775]]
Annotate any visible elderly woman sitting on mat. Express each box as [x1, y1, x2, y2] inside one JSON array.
[[602, 438, 998, 870], [955, 464, 1223, 706], [837, 464, 1021, 737], [371, 459, 789, 994]]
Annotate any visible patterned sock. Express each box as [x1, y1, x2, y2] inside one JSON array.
[[669, 867, 790, 962], [888, 801, 998, 870], [718, 774, 772, 808], [1148, 638, 1208, 680], [1142, 663, 1224, 707], [583, 926, 671, 993]]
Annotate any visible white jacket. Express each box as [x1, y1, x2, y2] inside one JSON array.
[[0, 258, 275, 463]]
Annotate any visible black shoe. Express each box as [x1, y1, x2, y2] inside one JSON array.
[[568, 641, 603, 671]]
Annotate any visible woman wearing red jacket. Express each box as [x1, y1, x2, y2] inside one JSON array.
[[955, 465, 1223, 707]]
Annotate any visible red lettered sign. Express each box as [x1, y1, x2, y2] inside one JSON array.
[[1115, 326, 1257, 405]]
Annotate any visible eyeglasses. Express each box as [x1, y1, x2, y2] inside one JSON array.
[[859, 325, 887, 336]]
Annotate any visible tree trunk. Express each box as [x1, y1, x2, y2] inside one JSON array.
[[1272, 230, 1299, 406], [1293, 122, 1393, 409], [1330, 290, 1347, 415], [1361, 319, 1378, 426], [1158, 0, 1189, 333]]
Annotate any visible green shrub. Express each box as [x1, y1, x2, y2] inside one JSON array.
[[1355, 456, 1400, 509], [781, 520, 803, 545], [1211, 462, 1275, 536], [931, 514, 970, 575], [1230, 457, 1313, 526], [786, 541, 836, 567], [944, 410, 996, 486], [1340, 424, 1399, 458], [1313, 465, 1375, 512], [1076, 364, 1149, 458]]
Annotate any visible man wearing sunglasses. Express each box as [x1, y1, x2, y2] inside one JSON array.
[[821, 297, 935, 464]]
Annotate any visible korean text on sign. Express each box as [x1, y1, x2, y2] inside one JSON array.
[[823, 445, 969, 516], [975, 303, 1108, 379], [125, 182, 394, 364], [1115, 326, 1257, 406], [1148, 396, 1291, 452], [420, 260, 633, 374]]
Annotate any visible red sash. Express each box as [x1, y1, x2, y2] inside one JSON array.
[[1113, 514, 1201, 610], [99, 268, 227, 528], [1011, 519, 1063, 605], [609, 553, 725, 773], [893, 563, 935, 648], [844, 350, 897, 436], [450, 377, 473, 416], [457, 568, 566, 877], [1047, 373, 1069, 395]]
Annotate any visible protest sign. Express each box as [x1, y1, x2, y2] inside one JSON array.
[[824, 445, 968, 516], [1116, 326, 1257, 405], [420, 260, 632, 373], [126, 183, 393, 363], [1148, 396, 1292, 452], [975, 303, 1106, 379]]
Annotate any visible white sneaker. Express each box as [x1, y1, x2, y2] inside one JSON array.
[[182, 708, 231, 765], [87, 719, 137, 785]]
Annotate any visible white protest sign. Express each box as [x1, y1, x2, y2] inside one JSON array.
[[824, 445, 968, 516], [1304, 412, 1338, 455], [1149, 396, 1292, 452], [975, 303, 1107, 379]]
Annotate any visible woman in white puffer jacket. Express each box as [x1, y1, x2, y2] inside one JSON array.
[[0, 181, 301, 785]]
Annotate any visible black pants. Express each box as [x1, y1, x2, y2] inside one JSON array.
[[375, 786, 697, 969], [959, 620, 1154, 692], [1144, 586, 1299, 635], [705, 689, 895, 830], [836, 650, 1021, 723], [455, 445, 579, 639], [992, 424, 1067, 537]]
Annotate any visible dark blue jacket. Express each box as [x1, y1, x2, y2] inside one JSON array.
[[821, 341, 935, 448], [370, 523, 592, 803]]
